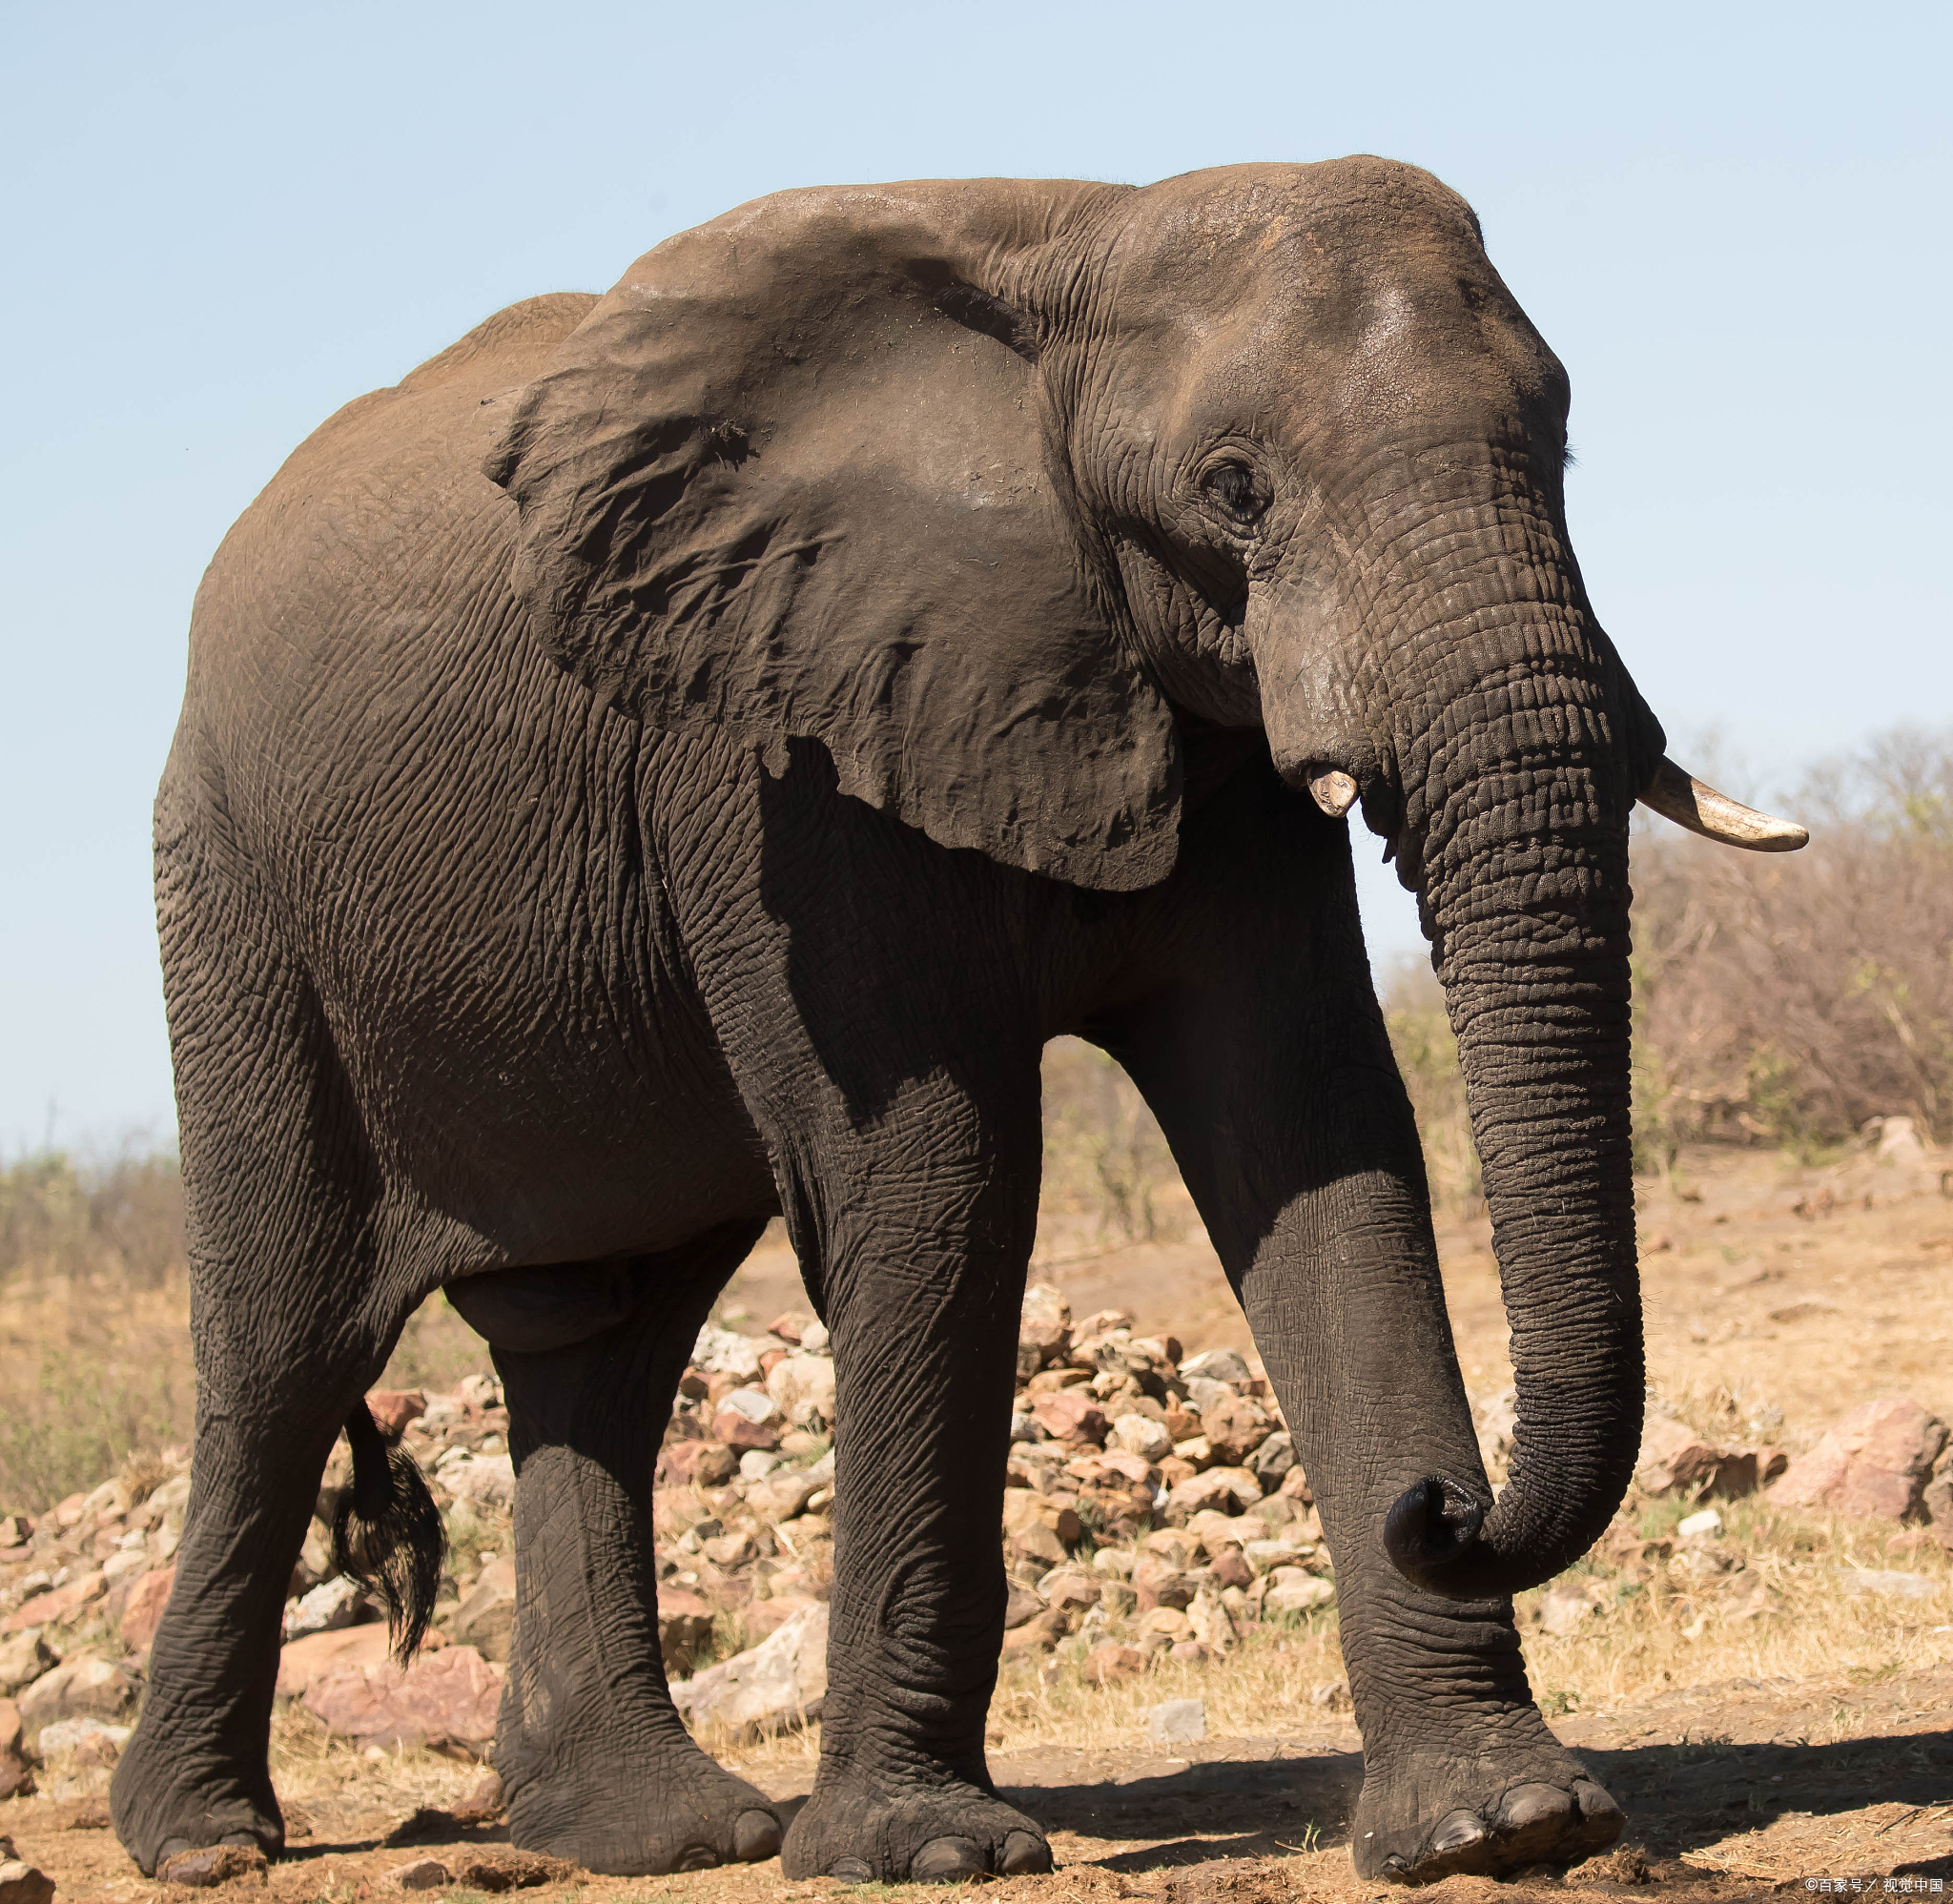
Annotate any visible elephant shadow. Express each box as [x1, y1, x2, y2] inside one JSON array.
[[991, 1727, 1953, 1876]]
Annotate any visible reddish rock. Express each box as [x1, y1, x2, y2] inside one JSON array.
[[120, 1563, 175, 1656], [1132, 1557, 1198, 1611], [1278, 1464, 1314, 1502], [711, 1388, 781, 1451], [1635, 1415, 1760, 1501], [1030, 1390, 1107, 1447], [658, 1588, 715, 1677], [304, 1643, 502, 1754], [1209, 1546, 1256, 1592], [3, 1569, 105, 1634], [53, 1494, 89, 1530], [1201, 1393, 1274, 1466], [0, 1698, 31, 1800], [1018, 1283, 1072, 1380], [1773, 1398, 1949, 1521], [676, 1366, 709, 1401], [1085, 1643, 1147, 1685], [367, 1389, 428, 1438], [663, 1441, 738, 1487], [1162, 1406, 1201, 1443], [768, 1313, 812, 1345], [278, 1623, 397, 1700]]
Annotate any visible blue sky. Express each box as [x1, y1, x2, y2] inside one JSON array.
[[3, 2, 1947, 1149]]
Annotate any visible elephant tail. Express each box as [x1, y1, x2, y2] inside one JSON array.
[[334, 1401, 446, 1665]]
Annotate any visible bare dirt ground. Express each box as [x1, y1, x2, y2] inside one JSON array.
[[10, 1144, 1951, 1901]]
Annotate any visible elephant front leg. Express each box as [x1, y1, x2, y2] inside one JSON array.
[[775, 1098, 1053, 1886], [477, 1235, 782, 1876], [1117, 980, 1624, 1884]]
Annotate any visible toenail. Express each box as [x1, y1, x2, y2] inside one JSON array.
[[1429, 1809, 1488, 1854], [673, 1845, 719, 1871], [828, 1857, 874, 1884], [1573, 1779, 1623, 1819], [911, 1836, 986, 1882], [998, 1830, 1052, 1875], [1498, 1782, 1574, 1830], [731, 1810, 782, 1863]]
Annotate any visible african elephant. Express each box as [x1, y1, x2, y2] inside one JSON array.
[[114, 157, 1805, 1886]]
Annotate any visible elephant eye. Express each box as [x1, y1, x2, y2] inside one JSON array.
[[1201, 460, 1266, 526]]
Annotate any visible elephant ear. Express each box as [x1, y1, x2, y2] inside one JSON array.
[[483, 178, 1181, 891]]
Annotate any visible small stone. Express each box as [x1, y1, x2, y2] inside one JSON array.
[[663, 1441, 738, 1487], [0, 1862, 54, 1904], [1143, 1696, 1206, 1745], [1030, 1390, 1107, 1447], [385, 1858, 453, 1891], [712, 1388, 782, 1451], [1085, 1643, 1146, 1684], [1207, 1547, 1254, 1592], [283, 1575, 370, 1641], [768, 1312, 813, 1344], [1263, 1569, 1335, 1617], [1132, 1556, 1198, 1611], [1635, 1415, 1759, 1501], [1018, 1283, 1072, 1380], [1002, 1581, 1044, 1629], [1138, 1607, 1191, 1641], [1248, 1430, 1297, 1487], [1200, 1393, 1273, 1467], [1109, 1414, 1173, 1463], [0, 1518, 29, 1550], [1309, 1677, 1352, 1710], [690, 1325, 764, 1381], [0, 1633, 55, 1699], [0, 1701, 31, 1801], [765, 1354, 836, 1431], [1179, 1348, 1251, 1386], [1675, 1507, 1723, 1541], [702, 1530, 757, 1569], [1166, 1465, 1264, 1523]]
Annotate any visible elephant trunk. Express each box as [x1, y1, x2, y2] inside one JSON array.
[[1375, 548, 1650, 1601]]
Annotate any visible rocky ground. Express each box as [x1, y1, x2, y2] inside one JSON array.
[[1, 1128, 1949, 1898]]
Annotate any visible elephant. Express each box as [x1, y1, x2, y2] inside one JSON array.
[[114, 156, 1807, 1887]]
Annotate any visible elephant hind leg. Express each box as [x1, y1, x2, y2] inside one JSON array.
[[477, 1225, 784, 1875]]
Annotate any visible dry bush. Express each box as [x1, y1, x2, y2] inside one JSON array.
[[1039, 1037, 1187, 1244], [1633, 727, 1953, 1156]]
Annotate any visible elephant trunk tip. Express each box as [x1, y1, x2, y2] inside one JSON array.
[[1383, 1473, 1489, 1593]]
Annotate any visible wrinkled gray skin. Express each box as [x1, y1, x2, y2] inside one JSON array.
[[116, 159, 1667, 1885]]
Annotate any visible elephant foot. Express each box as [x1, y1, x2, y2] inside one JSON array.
[[781, 1774, 1052, 1884], [503, 1747, 780, 1876], [110, 1742, 284, 1878], [1353, 1737, 1623, 1884]]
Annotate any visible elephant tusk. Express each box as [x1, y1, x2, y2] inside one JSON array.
[[1637, 756, 1809, 852], [1307, 768, 1360, 819]]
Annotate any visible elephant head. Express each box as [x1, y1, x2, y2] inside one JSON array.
[[484, 159, 1805, 1598]]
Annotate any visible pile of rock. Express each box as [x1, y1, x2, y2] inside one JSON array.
[[661, 1287, 1338, 1736]]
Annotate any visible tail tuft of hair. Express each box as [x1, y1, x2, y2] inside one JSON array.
[[333, 1401, 446, 1664]]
